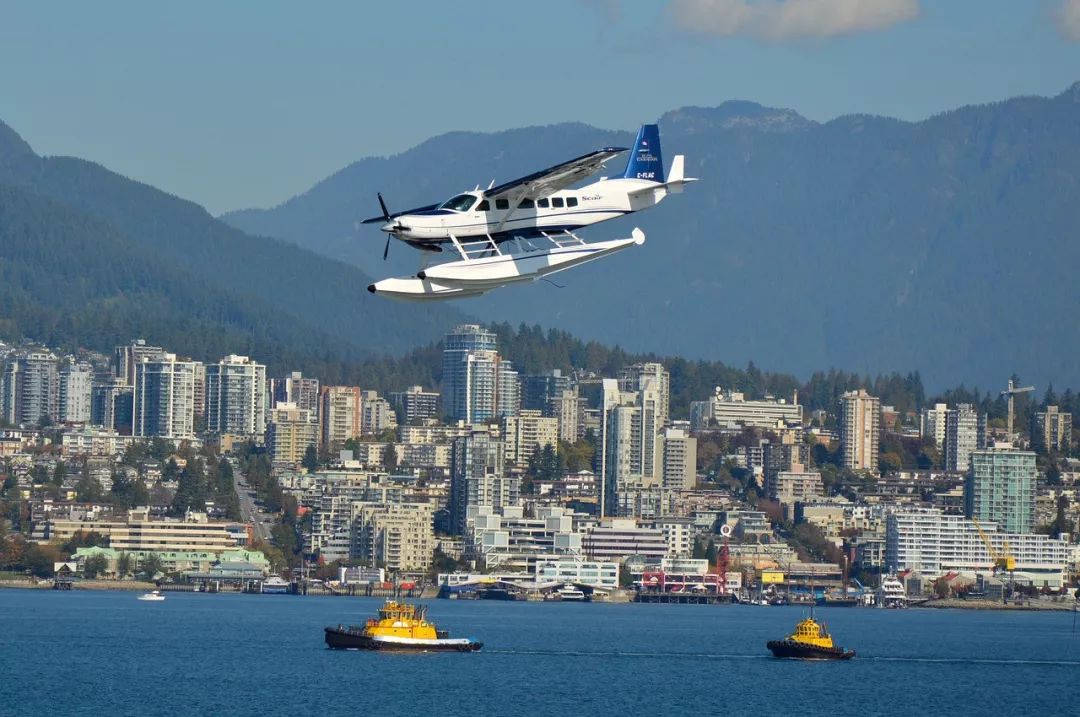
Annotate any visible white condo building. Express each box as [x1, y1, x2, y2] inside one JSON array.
[[690, 387, 802, 431], [133, 353, 199, 440], [205, 355, 267, 437], [319, 386, 362, 452], [840, 389, 880, 472], [885, 507, 1068, 587], [58, 362, 93, 423]]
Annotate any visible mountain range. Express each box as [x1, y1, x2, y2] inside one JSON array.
[[223, 83, 1080, 391], [0, 119, 467, 381]]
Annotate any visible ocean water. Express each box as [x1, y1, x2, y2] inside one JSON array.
[[1, 590, 1077, 716]]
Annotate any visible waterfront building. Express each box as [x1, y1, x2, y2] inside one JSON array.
[[44, 508, 245, 553], [132, 353, 199, 440], [58, 362, 93, 424], [920, 402, 949, 450], [885, 507, 1068, 587], [360, 390, 397, 435], [352, 502, 435, 573], [449, 430, 516, 535], [1, 351, 59, 426], [965, 447, 1036, 534], [1031, 406, 1072, 455], [689, 387, 802, 431], [501, 410, 559, 465], [318, 386, 362, 452], [389, 385, 440, 424], [534, 558, 619, 591], [661, 425, 697, 491], [944, 403, 986, 472], [583, 518, 668, 562], [840, 389, 880, 472], [205, 355, 267, 438], [653, 516, 695, 557], [464, 505, 582, 570], [267, 402, 318, 466], [270, 371, 320, 414]]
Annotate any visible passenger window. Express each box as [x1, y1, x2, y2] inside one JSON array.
[[495, 199, 510, 210], [477, 200, 490, 211], [566, 197, 578, 208], [537, 198, 550, 208], [519, 198, 535, 209], [551, 197, 565, 208]]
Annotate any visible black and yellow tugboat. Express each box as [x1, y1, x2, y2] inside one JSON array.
[[767, 611, 855, 660], [325, 600, 482, 652]]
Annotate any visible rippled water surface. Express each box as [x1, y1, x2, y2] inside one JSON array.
[[1, 590, 1077, 716]]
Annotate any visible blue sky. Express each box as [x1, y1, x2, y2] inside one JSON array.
[[2, 0, 1078, 213]]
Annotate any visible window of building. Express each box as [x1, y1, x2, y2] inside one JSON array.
[[551, 197, 565, 208]]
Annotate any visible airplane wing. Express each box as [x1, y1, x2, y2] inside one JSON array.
[[484, 147, 627, 202]]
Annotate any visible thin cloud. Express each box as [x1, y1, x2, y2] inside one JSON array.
[[668, 0, 920, 40], [1056, 0, 1080, 41]]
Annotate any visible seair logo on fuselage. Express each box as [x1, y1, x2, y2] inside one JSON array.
[[636, 151, 657, 162], [581, 194, 601, 201]]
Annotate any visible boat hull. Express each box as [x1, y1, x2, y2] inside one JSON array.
[[766, 640, 855, 660], [324, 627, 482, 652]]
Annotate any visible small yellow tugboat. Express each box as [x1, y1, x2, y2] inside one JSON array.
[[325, 600, 482, 652], [766, 611, 855, 660]]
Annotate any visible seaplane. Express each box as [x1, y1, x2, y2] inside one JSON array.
[[363, 123, 696, 300]]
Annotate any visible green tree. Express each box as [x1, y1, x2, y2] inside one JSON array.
[[75, 473, 104, 503], [52, 462, 67, 485], [83, 554, 108, 579], [302, 445, 319, 472], [139, 553, 164, 579], [116, 552, 134, 579], [383, 443, 398, 472]]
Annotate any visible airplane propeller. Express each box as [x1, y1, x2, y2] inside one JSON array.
[[377, 193, 393, 260]]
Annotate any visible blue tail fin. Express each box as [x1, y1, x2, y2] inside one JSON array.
[[623, 124, 664, 182]]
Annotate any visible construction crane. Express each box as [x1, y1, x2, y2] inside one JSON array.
[[1000, 378, 1034, 440], [971, 517, 1016, 573]]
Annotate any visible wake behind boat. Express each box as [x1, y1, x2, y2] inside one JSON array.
[[325, 600, 482, 652]]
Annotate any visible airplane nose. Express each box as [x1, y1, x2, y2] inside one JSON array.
[[367, 284, 376, 293], [381, 222, 396, 233]]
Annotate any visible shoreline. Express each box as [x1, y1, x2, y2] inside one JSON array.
[[911, 597, 1078, 612], [2, 580, 1077, 612]]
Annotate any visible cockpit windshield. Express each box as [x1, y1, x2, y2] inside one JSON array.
[[440, 194, 477, 212]]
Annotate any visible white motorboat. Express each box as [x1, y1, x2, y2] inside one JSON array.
[[261, 576, 290, 594], [137, 590, 165, 602], [556, 583, 587, 601], [876, 575, 908, 608]]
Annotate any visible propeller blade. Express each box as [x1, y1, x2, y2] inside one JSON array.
[[377, 192, 391, 221], [383, 233, 391, 261]]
